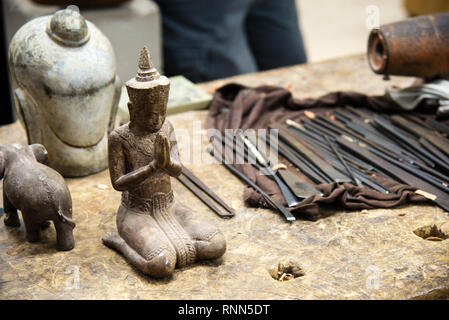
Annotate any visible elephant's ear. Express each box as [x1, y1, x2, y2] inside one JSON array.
[[30, 144, 48, 164], [0, 150, 5, 180]]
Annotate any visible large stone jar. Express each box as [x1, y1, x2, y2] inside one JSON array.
[[8, 7, 121, 177]]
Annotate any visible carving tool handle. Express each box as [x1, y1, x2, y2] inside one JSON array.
[[238, 133, 268, 166]]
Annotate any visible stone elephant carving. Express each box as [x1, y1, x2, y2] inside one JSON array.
[[0, 143, 75, 251]]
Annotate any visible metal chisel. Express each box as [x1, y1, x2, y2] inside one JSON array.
[[238, 133, 301, 207], [391, 115, 449, 157], [269, 123, 351, 183], [210, 135, 296, 222], [246, 133, 322, 199]]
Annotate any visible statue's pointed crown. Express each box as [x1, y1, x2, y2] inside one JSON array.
[[135, 46, 160, 82], [138, 46, 152, 70], [126, 46, 170, 104]]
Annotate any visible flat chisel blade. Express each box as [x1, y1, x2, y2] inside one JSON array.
[[277, 169, 323, 199]]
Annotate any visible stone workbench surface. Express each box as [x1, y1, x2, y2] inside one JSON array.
[[1, 54, 448, 299]]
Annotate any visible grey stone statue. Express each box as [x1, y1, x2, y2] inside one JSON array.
[[8, 6, 121, 177]]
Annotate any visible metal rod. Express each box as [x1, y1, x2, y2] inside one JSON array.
[[177, 174, 234, 219], [374, 119, 449, 174], [238, 133, 301, 207], [324, 135, 361, 186], [269, 123, 350, 183], [337, 136, 449, 212], [245, 133, 322, 199], [368, 147, 449, 194], [207, 141, 296, 222], [180, 165, 235, 216], [260, 133, 329, 184]]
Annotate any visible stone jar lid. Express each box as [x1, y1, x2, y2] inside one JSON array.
[[46, 7, 90, 47]]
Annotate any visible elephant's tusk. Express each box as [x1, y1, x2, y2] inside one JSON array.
[[57, 209, 76, 228]]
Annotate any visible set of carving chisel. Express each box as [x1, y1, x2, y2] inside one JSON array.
[[280, 108, 449, 212], [207, 107, 449, 222]]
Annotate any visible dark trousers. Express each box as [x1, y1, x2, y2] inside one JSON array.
[[154, 0, 307, 82]]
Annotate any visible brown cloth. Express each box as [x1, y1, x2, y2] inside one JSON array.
[[205, 83, 432, 221]]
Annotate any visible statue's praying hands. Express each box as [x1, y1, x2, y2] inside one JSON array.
[[153, 134, 181, 175]]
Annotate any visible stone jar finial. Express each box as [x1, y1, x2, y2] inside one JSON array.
[[8, 7, 121, 177], [46, 5, 90, 46]]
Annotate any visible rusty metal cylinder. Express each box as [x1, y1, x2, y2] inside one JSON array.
[[367, 12, 449, 78]]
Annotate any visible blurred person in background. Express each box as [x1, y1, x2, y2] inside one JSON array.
[[154, 0, 307, 82]]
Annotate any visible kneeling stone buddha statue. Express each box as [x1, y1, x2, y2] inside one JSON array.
[[102, 47, 226, 278]]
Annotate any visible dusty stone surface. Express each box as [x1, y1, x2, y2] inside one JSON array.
[[0, 54, 448, 299]]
